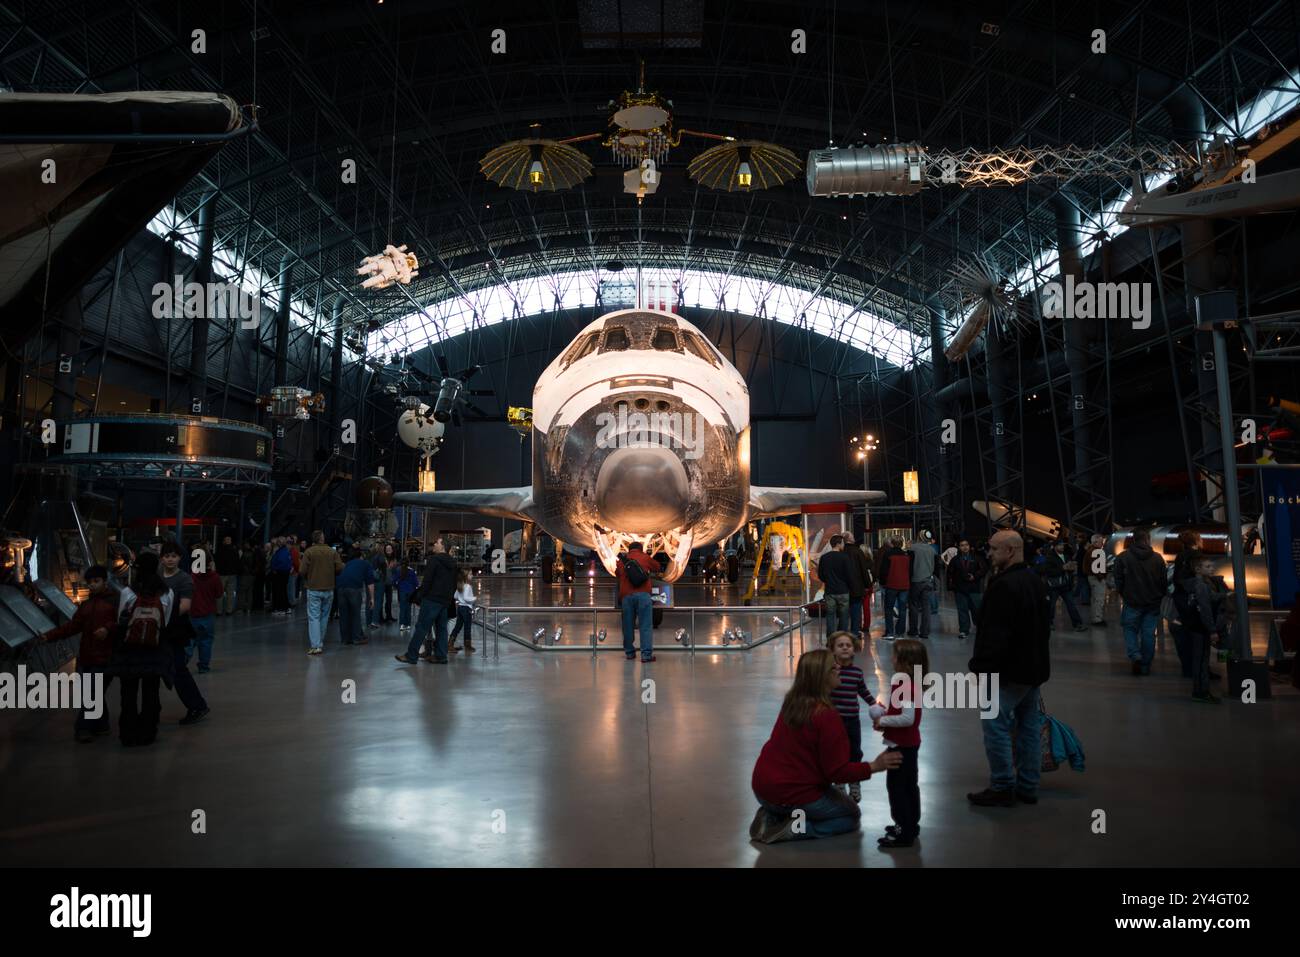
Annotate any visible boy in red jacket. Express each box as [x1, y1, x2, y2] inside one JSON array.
[[38, 565, 117, 742]]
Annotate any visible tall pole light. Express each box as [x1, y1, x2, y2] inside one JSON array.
[[850, 434, 879, 542]]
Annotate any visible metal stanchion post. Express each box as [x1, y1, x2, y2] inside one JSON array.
[[690, 607, 696, 657], [591, 607, 597, 659]]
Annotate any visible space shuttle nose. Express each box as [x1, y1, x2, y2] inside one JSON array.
[[595, 445, 690, 533]]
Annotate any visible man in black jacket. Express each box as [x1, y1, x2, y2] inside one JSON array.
[[215, 535, 241, 616], [944, 539, 988, 641], [396, 538, 458, 664], [843, 532, 873, 639], [816, 536, 851, 638], [967, 530, 1051, 808], [1114, 528, 1167, 675], [1040, 539, 1087, 632]]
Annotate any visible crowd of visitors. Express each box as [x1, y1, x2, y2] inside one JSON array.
[[751, 516, 1245, 847]]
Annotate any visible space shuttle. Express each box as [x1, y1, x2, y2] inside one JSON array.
[[394, 309, 884, 581]]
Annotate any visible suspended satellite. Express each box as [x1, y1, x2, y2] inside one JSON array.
[[688, 140, 802, 192], [944, 253, 1025, 361], [479, 136, 593, 192], [397, 400, 446, 457]]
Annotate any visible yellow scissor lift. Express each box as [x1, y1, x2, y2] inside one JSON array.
[[743, 521, 808, 601]]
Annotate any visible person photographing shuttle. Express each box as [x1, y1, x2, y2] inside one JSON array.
[[616, 542, 662, 662]]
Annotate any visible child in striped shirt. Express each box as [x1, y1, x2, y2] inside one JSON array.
[[828, 630, 877, 803]]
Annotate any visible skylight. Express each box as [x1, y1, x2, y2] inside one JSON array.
[[366, 268, 929, 369]]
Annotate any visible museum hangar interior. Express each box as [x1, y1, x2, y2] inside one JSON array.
[[0, 0, 1298, 873]]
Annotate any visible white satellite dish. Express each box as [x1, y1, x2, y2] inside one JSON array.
[[397, 403, 445, 454]]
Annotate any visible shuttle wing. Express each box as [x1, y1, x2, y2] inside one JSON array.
[[746, 486, 886, 521], [392, 487, 538, 524]]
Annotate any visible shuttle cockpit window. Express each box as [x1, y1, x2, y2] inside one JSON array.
[[601, 326, 630, 352], [561, 331, 600, 368], [652, 326, 682, 351], [683, 331, 721, 367]]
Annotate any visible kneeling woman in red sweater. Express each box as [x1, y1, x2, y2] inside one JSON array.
[[750, 648, 902, 842]]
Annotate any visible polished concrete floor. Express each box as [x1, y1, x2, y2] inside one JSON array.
[[2, 578, 1297, 867]]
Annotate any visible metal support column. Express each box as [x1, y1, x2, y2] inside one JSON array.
[[1200, 292, 1252, 657], [176, 482, 186, 551]]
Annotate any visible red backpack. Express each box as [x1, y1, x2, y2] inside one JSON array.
[[124, 593, 165, 647]]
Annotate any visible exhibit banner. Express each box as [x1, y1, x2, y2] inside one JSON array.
[[1260, 465, 1300, 609]]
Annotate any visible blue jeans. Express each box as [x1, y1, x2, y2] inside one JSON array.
[[398, 593, 412, 627], [621, 591, 654, 658], [287, 574, 298, 606], [449, 605, 473, 646], [186, 614, 215, 670], [823, 592, 850, 638], [306, 589, 334, 650], [848, 596, 863, 634], [1074, 573, 1090, 604], [883, 588, 908, 636], [756, 788, 861, 840], [406, 600, 449, 659], [907, 580, 933, 637], [981, 682, 1043, 794], [954, 590, 982, 636], [928, 585, 939, 615], [1122, 604, 1159, 666]]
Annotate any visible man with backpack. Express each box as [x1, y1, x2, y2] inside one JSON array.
[[110, 551, 175, 747], [616, 542, 662, 662]]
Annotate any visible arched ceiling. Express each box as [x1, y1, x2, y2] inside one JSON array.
[[4, 0, 1297, 351]]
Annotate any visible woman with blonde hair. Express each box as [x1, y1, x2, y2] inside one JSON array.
[[749, 648, 901, 843]]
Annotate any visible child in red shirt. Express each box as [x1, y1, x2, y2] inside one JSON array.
[[872, 639, 926, 848]]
